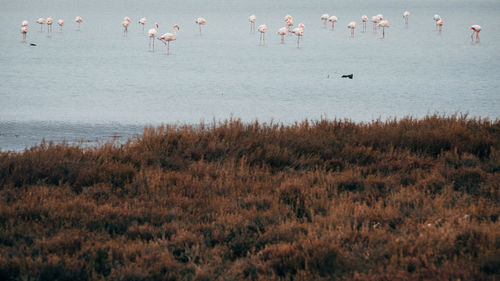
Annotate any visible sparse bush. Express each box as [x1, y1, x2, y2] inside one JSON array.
[[0, 116, 498, 280]]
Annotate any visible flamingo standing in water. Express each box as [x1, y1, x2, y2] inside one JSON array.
[[347, 21, 356, 37], [57, 19, 64, 31], [148, 23, 158, 51], [437, 18, 444, 32], [290, 23, 304, 48], [258, 24, 267, 44], [75, 16, 83, 30], [470, 25, 481, 42], [196, 17, 206, 35], [328, 16, 338, 30], [46, 17, 53, 33], [138, 17, 146, 31], [433, 14, 441, 29], [122, 17, 130, 36], [378, 19, 390, 38], [321, 14, 329, 26], [284, 15, 293, 32], [277, 27, 287, 43], [21, 25, 28, 42], [362, 15, 368, 32], [403, 11, 410, 25], [249, 15, 256, 32], [37, 18, 46, 32], [158, 24, 180, 55], [371, 16, 380, 31]]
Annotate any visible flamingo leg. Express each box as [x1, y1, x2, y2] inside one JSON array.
[[477, 32, 480, 42], [167, 41, 170, 55], [383, 27, 385, 39]]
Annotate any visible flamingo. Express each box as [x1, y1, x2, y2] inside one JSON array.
[[290, 23, 304, 48], [277, 27, 287, 43], [433, 14, 441, 29], [258, 24, 267, 45], [138, 17, 146, 31], [347, 21, 356, 37], [371, 16, 380, 31], [470, 25, 481, 42], [148, 23, 159, 51], [46, 17, 53, 33], [321, 14, 329, 26], [196, 17, 206, 35], [437, 18, 444, 32], [403, 11, 410, 25], [57, 19, 64, 32], [328, 16, 338, 30], [377, 19, 390, 38], [75, 16, 83, 30], [285, 16, 294, 33], [37, 17, 46, 32], [362, 15, 368, 32], [249, 15, 256, 32], [122, 20, 130, 36], [158, 24, 180, 55], [21, 26, 28, 42]]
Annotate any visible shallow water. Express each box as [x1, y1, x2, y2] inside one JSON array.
[[1, 0, 499, 151]]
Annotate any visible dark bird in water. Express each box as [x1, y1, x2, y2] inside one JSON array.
[[341, 74, 353, 79], [30, 43, 37, 46]]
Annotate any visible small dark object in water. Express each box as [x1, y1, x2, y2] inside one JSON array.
[[30, 43, 37, 46], [341, 74, 353, 79]]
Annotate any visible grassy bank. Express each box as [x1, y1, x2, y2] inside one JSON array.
[[0, 115, 499, 280]]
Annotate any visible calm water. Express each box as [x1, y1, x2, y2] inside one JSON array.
[[1, 0, 499, 151]]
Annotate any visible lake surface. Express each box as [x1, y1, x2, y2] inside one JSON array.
[[1, 0, 499, 151]]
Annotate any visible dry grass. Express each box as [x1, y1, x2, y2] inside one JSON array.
[[0, 115, 499, 280]]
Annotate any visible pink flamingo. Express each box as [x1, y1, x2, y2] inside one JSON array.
[[437, 18, 444, 32], [377, 20, 390, 38], [277, 26, 288, 44], [403, 11, 410, 25], [196, 17, 206, 35], [433, 14, 441, 29], [138, 17, 147, 31], [277, 27, 287, 43], [75, 16, 83, 30], [249, 15, 256, 32], [258, 24, 267, 45], [158, 24, 180, 55], [21, 25, 28, 42], [46, 17, 53, 32], [290, 23, 304, 48], [37, 18, 46, 32], [470, 25, 481, 42], [362, 15, 368, 32], [148, 23, 158, 52], [285, 15, 293, 33], [347, 21, 356, 37], [57, 19, 64, 32], [122, 19, 130, 36], [328, 16, 338, 30], [321, 14, 329, 26]]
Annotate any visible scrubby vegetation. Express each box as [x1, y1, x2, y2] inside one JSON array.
[[0, 115, 499, 280]]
